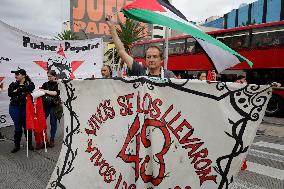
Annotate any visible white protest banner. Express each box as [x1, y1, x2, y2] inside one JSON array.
[[0, 20, 103, 127], [0, 20, 103, 80], [47, 78, 272, 189], [0, 90, 13, 127]]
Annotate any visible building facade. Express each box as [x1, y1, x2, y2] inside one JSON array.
[[203, 0, 284, 29]]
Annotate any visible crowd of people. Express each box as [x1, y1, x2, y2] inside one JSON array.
[[0, 15, 249, 153], [4, 69, 61, 152]]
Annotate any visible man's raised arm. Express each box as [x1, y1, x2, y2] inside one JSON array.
[[106, 16, 134, 70]]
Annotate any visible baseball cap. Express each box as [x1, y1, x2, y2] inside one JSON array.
[[11, 69, 27, 75]]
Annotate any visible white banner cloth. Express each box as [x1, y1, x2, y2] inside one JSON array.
[[0, 90, 13, 127], [47, 78, 272, 189], [0, 20, 103, 80], [0, 20, 103, 127]]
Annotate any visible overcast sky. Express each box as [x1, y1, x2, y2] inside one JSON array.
[[0, 0, 257, 38], [0, 0, 69, 38]]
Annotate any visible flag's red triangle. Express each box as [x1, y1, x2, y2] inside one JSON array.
[[123, 0, 166, 12]]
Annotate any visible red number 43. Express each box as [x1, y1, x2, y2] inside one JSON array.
[[118, 115, 171, 186]]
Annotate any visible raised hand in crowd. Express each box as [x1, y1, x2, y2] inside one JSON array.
[[106, 15, 134, 70], [106, 15, 175, 78]]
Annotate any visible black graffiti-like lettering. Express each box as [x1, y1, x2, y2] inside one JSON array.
[[0, 57, 11, 64], [64, 42, 100, 53], [0, 115, 6, 124], [22, 36, 57, 51]]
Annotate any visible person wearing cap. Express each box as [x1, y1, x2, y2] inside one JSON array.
[[8, 69, 35, 153]]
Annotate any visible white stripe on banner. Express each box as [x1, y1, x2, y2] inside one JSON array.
[[252, 141, 284, 151], [246, 161, 284, 180]]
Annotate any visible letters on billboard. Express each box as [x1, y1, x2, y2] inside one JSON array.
[[70, 0, 150, 40]]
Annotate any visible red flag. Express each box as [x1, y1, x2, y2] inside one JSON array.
[[207, 70, 213, 81], [34, 97, 48, 146], [35, 97, 47, 132], [26, 94, 35, 130]]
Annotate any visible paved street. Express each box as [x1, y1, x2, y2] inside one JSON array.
[[0, 117, 283, 189], [232, 135, 284, 189], [231, 117, 284, 189]]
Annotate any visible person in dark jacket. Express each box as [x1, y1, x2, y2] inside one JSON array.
[[41, 70, 60, 147], [8, 69, 35, 153]]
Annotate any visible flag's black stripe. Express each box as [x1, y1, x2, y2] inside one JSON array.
[[157, 0, 188, 21]]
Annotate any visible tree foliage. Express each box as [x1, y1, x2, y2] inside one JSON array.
[[55, 30, 79, 40], [105, 18, 148, 66]]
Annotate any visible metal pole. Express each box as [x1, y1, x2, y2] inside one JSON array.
[[26, 131, 29, 157], [164, 27, 169, 70], [164, 0, 172, 70], [43, 131, 47, 152], [112, 47, 115, 65]]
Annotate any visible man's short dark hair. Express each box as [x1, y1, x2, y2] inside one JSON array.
[[144, 45, 163, 60], [197, 71, 207, 79], [237, 75, 246, 80]]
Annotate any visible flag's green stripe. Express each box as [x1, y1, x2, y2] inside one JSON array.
[[122, 8, 253, 67]]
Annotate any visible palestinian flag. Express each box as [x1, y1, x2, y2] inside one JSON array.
[[121, 0, 253, 73]]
